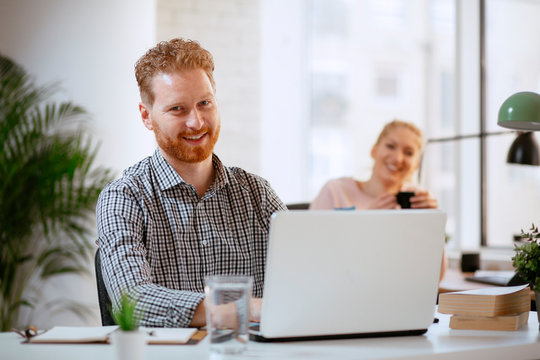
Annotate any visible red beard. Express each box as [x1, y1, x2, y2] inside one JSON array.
[[153, 121, 221, 163]]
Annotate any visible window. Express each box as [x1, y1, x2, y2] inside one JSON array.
[[305, 0, 458, 243], [260, 0, 540, 250], [484, 0, 540, 247]]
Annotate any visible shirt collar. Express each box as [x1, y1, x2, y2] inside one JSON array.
[[150, 149, 229, 193], [210, 154, 227, 193], [151, 149, 184, 190]]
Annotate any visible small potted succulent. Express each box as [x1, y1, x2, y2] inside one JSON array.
[[512, 223, 540, 327], [111, 292, 146, 360]]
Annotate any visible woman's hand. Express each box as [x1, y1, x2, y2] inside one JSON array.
[[368, 193, 399, 209], [410, 189, 438, 209]]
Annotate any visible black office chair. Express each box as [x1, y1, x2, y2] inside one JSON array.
[[286, 202, 310, 210], [94, 249, 115, 326]]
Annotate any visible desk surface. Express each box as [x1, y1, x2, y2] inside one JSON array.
[[439, 268, 493, 293], [2, 311, 539, 360]]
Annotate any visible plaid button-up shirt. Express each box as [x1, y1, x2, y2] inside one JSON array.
[[96, 150, 286, 327]]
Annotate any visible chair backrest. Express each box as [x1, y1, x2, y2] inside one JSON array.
[[286, 202, 310, 210], [94, 249, 115, 326]]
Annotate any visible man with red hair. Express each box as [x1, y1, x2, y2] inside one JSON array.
[[96, 38, 285, 328]]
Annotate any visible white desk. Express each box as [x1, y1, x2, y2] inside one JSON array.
[[2, 311, 539, 360]]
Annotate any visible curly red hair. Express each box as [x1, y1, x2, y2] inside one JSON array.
[[135, 38, 215, 106]]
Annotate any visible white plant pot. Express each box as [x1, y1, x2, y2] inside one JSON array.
[[111, 330, 146, 360]]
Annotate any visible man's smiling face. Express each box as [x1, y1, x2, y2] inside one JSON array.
[[140, 68, 221, 163]]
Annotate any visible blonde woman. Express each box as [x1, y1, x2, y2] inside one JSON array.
[[310, 120, 446, 279]]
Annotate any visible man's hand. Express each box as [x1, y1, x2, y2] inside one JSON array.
[[249, 297, 262, 322], [191, 296, 264, 327], [207, 301, 239, 329], [190, 301, 207, 327]]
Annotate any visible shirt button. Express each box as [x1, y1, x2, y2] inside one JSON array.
[[202, 240, 208, 246]]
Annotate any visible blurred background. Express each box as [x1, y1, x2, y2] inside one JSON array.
[[1, 0, 540, 328]]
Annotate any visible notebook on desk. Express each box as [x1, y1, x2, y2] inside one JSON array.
[[465, 270, 527, 287], [250, 209, 447, 342]]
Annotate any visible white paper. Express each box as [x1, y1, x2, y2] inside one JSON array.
[[29, 325, 197, 345], [30, 325, 118, 343], [448, 284, 529, 296], [141, 327, 197, 344]]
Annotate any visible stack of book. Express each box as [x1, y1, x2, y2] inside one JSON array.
[[438, 284, 531, 330]]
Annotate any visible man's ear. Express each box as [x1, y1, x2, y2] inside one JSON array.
[[139, 102, 153, 130]]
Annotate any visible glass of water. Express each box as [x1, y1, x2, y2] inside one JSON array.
[[204, 275, 253, 355]]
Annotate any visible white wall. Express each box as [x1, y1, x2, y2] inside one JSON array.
[[0, 0, 156, 327], [0, 0, 156, 174], [154, 0, 308, 203], [156, 0, 262, 175]]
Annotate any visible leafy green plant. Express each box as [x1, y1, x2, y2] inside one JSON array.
[[512, 223, 540, 290], [112, 292, 142, 331], [0, 54, 113, 331]]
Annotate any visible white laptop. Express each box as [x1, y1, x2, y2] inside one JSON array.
[[250, 209, 446, 342]]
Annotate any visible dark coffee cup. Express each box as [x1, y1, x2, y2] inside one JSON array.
[[396, 191, 415, 209], [461, 252, 480, 272]]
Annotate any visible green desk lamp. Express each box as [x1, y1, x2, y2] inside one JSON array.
[[498, 91, 540, 165], [498, 91, 540, 130]]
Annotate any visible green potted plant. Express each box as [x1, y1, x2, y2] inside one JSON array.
[[112, 292, 143, 331], [512, 223, 540, 327], [111, 292, 145, 360], [0, 53, 112, 330]]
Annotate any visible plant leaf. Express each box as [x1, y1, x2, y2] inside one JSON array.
[[0, 53, 114, 331]]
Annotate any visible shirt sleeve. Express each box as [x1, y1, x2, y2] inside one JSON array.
[[242, 173, 287, 232], [261, 178, 288, 224], [96, 181, 204, 328]]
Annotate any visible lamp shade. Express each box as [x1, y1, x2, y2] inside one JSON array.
[[498, 91, 540, 130], [506, 132, 540, 165]]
